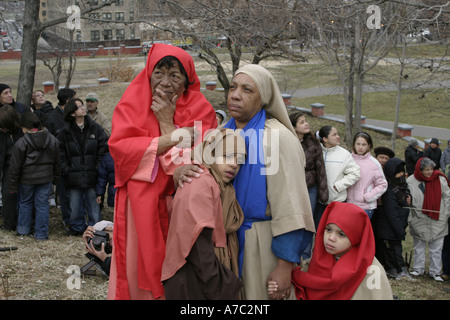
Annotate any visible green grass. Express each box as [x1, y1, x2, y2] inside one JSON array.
[[293, 89, 449, 129]]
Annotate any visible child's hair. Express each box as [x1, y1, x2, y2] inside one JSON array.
[[20, 112, 42, 130], [352, 131, 373, 154], [318, 125, 333, 143], [0, 105, 20, 132], [64, 98, 84, 122]]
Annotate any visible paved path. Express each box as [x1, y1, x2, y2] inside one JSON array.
[[291, 82, 450, 141], [325, 113, 450, 141]]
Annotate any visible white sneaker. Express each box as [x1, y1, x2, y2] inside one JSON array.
[[430, 274, 444, 282], [49, 198, 56, 207], [410, 270, 423, 276]]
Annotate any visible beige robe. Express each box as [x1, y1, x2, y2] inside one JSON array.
[[241, 119, 315, 300]]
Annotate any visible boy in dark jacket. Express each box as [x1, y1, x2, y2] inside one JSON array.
[[376, 158, 413, 280], [58, 98, 108, 235], [9, 112, 61, 240]]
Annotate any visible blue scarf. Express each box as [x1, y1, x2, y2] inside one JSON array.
[[224, 109, 271, 276]]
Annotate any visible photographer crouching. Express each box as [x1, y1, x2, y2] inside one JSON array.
[[82, 220, 113, 277]]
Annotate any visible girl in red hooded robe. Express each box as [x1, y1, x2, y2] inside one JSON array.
[[274, 201, 393, 300]]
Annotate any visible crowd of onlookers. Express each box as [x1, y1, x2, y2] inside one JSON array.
[[0, 76, 449, 299], [0, 84, 115, 244], [288, 112, 450, 283]]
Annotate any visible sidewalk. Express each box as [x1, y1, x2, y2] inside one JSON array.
[[290, 82, 450, 143]]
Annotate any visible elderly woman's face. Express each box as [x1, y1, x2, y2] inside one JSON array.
[[421, 166, 434, 178], [151, 62, 186, 102], [227, 73, 263, 129]]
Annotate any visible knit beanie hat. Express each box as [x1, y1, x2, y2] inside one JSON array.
[[0, 83, 11, 95]]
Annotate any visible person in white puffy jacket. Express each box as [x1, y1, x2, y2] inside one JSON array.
[[347, 132, 387, 219], [314, 126, 360, 228]]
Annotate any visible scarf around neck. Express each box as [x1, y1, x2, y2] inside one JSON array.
[[413, 157, 450, 220]]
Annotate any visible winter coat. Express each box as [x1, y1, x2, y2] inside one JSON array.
[[0, 128, 23, 172], [8, 128, 61, 193], [375, 158, 410, 241], [347, 152, 387, 210], [32, 101, 54, 128], [407, 174, 450, 242], [424, 146, 442, 170], [95, 152, 116, 207], [46, 105, 66, 137], [301, 135, 328, 204], [405, 145, 423, 176], [58, 116, 108, 189], [320, 144, 360, 204], [441, 146, 450, 178]]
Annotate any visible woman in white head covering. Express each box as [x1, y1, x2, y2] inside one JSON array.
[[222, 64, 315, 300], [175, 64, 315, 300]]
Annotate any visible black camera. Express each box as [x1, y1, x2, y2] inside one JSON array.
[[88, 230, 112, 254]]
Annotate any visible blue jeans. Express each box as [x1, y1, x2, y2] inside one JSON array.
[[17, 182, 52, 240], [69, 188, 101, 233], [364, 209, 375, 219], [302, 186, 318, 260]]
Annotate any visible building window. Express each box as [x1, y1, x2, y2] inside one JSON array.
[[92, 0, 99, 5], [103, 29, 113, 40], [115, 0, 124, 6], [89, 13, 100, 19], [76, 31, 82, 42], [129, 12, 134, 21], [91, 30, 100, 41], [115, 12, 124, 21], [130, 28, 135, 39], [116, 29, 125, 40], [42, 10, 46, 16], [102, 12, 112, 21]]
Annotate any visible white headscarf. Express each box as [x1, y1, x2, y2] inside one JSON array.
[[233, 64, 296, 135]]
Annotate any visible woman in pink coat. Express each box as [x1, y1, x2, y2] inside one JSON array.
[[347, 132, 387, 219]]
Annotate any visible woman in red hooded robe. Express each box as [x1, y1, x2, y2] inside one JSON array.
[[107, 44, 217, 300]]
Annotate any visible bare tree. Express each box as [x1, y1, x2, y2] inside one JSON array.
[[16, 0, 114, 106], [143, 0, 308, 98]]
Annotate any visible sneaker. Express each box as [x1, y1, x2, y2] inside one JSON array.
[[49, 198, 56, 207], [386, 268, 398, 279], [430, 274, 444, 282], [410, 270, 423, 276]]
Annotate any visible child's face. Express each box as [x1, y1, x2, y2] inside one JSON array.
[[323, 223, 352, 258], [215, 154, 243, 184], [354, 136, 370, 155]]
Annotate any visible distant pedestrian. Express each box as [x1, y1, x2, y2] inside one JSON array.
[[85, 92, 111, 137], [407, 157, 450, 282], [405, 139, 423, 177], [424, 138, 442, 171], [0, 105, 23, 231], [440, 140, 450, 180]]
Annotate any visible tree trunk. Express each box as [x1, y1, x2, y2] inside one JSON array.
[[16, 0, 41, 106], [391, 42, 407, 151]]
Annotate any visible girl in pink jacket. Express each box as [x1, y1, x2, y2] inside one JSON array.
[[347, 132, 387, 219]]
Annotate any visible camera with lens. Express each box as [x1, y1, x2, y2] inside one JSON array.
[[88, 230, 112, 254]]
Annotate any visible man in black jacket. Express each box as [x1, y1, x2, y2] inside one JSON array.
[[47, 88, 76, 228], [404, 139, 423, 177], [424, 138, 442, 171]]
